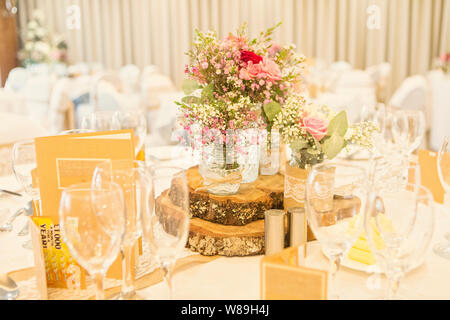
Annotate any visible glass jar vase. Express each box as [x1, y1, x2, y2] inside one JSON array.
[[199, 141, 241, 195]]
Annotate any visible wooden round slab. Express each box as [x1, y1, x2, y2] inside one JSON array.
[[157, 188, 265, 257], [170, 166, 284, 226], [187, 218, 265, 256]]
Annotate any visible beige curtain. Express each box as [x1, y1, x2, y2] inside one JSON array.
[[17, 0, 450, 97]]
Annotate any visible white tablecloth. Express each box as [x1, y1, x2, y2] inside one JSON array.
[[1, 146, 450, 300]]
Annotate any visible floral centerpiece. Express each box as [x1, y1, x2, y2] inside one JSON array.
[[273, 93, 378, 224], [437, 53, 450, 74], [273, 93, 378, 169], [18, 10, 68, 67], [177, 23, 306, 193]]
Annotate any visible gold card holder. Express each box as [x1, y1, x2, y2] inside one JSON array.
[[261, 245, 328, 300]]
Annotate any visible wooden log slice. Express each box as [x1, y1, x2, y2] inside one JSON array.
[[157, 189, 265, 257], [170, 166, 284, 226], [187, 218, 265, 256]]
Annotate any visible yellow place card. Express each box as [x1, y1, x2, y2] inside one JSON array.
[[261, 245, 328, 300], [34, 129, 136, 282], [34, 129, 135, 222], [418, 150, 445, 204]]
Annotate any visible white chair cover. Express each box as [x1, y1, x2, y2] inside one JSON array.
[[89, 62, 104, 75], [366, 62, 391, 83], [0, 112, 48, 145], [145, 91, 184, 145], [0, 89, 27, 115], [69, 63, 90, 76], [4, 67, 29, 92], [27, 63, 50, 76], [89, 73, 122, 111], [388, 75, 427, 111], [429, 73, 450, 151], [48, 78, 74, 133], [119, 64, 140, 94], [334, 70, 375, 89], [22, 74, 52, 104], [141, 67, 176, 110], [313, 91, 375, 124], [329, 61, 352, 72]]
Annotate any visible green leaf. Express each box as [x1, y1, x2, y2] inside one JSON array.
[[321, 133, 345, 159], [201, 83, 214, 100], [263, 101, 281, 122], [278, 49, 288, 60], [289, 139, 309, 150], [182, 79, 200, 95], [327, 111, 348, 137], [181, 96, 201, 104]]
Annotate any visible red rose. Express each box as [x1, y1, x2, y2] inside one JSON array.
[[240, 50, 263, 65]]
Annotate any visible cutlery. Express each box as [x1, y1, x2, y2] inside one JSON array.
[[0, 189, 22, 197], [0, 274, 19, 300], [0, 208, 25, 232], [17, 201, 34, 236], [0, 201, 33, 233]]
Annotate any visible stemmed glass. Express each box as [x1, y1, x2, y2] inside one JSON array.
[[364, 180, 434, 299], [81, 111, 116, 131], [142, 166, 190, 299], [112, 110, 147, 157], [11, 140, 40, 249], [372, 106, 406, 159], [58, 129, 94, 135], [59, 182, 126, 300], [92, 159, 147, 300], [433, 135, 450, 259], [402, 110, 426, 155], [373, 157, 421, 192], [305, 162, 368, 300]]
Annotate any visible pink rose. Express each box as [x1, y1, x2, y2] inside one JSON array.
[[260, 58, 282, 82], [246, 61, 263, 79], [302, 116, 328, 141], [268, 43, 281, 57], [239, 67, 252, 80]]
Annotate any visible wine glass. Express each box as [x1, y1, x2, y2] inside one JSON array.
[[58, 129, 94, 135], [365, 181, 434, 299], [112, 110, 147, 157], [373, 157, 421, 192], [142, 166, 190, 299], [433, 135, 450, 259], [81, 111, 116, 131], [11, 140, 40, 249], [305, 162, 368, 299], [92, 159, 148, 300], [403, 110, 426, 155], [59, 182, 126, 300]]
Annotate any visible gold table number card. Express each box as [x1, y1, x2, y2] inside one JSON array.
[[261, 245, 328, 300]]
